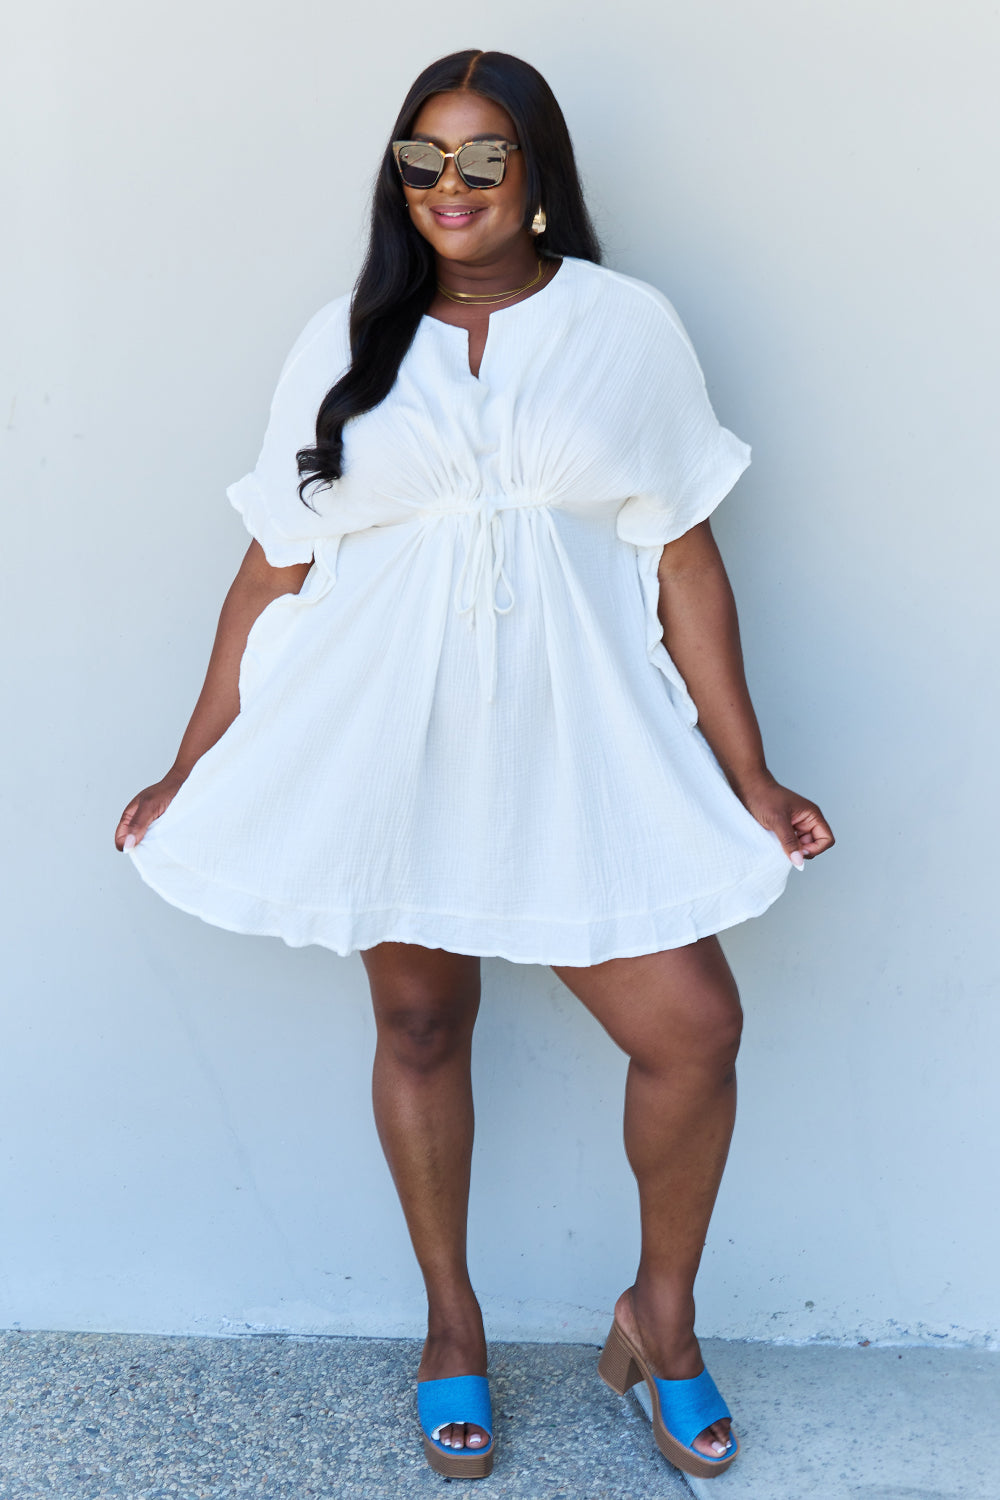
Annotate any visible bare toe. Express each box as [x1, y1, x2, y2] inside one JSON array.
[[692, 1419, 733, 1458]]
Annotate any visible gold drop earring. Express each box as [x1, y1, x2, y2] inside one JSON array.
[[530, 206, 547, 236]]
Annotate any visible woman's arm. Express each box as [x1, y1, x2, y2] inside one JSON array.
[[656, 519, 834, 864], [115, 540, 312, 850]]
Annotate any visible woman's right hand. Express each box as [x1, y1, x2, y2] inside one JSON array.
[[114, 543, 310, 856], [115, 771, 187, 851]]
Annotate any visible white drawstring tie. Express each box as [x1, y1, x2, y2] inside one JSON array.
[[453, 505, 516, 703]]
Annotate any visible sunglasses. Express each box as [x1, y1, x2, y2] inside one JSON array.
[[392, 137, 520, 191]]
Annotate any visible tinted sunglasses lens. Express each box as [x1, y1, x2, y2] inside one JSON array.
[[396, 143, 443, 188], [455, 142, 507, 188]]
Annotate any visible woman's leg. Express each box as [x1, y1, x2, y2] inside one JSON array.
[[552, 936, 742, 1460], [361, 941, 489, 1452]]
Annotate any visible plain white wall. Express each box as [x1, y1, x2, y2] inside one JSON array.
[[3, 0, 998, 1346]]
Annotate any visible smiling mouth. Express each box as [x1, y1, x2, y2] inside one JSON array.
[[429, 206, 485, 223]]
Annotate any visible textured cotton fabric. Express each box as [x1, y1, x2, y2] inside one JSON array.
[[128, 256, 790, 964]]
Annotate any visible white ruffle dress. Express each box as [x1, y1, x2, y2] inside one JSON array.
[[128, 257, 790, 965]]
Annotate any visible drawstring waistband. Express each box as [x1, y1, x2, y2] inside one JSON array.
[[452, 506, 516, 703]]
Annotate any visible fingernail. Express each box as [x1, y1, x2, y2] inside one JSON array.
[[123, 834, 136, 851], [790, 850, 805, 869]]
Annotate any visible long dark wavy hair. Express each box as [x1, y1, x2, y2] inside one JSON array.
[[296, 49, 602, 499]]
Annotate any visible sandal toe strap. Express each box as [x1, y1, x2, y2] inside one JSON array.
[[653, 1367, 731, 1454], [418, 1374, 493, 1446]]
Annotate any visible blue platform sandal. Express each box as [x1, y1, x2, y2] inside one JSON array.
[[417, 1374, 495, 1478], [598, 1317, 739, 1479]]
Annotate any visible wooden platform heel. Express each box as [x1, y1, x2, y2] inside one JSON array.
[[598, 1315, 740, 1479]]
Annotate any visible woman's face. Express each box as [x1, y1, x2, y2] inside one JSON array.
[[400, 90, 530, 266]]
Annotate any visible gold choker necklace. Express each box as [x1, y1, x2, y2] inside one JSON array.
[[437, 258, 545, 305]]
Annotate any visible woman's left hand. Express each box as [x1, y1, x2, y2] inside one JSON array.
[[733, 772, 835, 868]]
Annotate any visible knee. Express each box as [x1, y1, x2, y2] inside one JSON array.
[[704, 999, 743, 1080], [375, 985, 477, 1074], [635, 992, 743, 1083]]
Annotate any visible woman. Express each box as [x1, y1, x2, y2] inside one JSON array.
[[116, 49, 833, 1481]]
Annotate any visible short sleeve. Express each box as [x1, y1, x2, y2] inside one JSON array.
[[226, 296, 351, 567], [615, 286, 751, 549]]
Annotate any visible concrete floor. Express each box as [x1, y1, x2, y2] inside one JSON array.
[[0, 1330, 995, 1500]]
